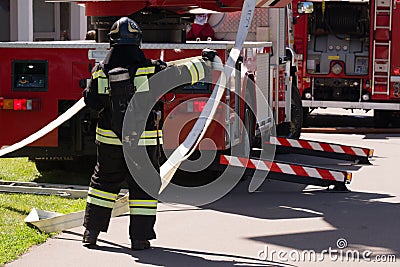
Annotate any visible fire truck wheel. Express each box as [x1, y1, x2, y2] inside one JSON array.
[[34, 159, 63, 173], [373, 110, 391, 128], [302, 107, 310, 127], [237, 105, 255, 157], [34, 156, 96, 174], [277, 85, 303, 139]]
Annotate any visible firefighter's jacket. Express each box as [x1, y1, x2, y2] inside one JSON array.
[[83, 56, 208, 147]]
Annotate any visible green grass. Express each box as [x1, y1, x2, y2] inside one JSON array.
[[0, 158, 87, 265], [0, 158, 40, 182]]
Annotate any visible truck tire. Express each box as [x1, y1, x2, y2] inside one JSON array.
[[238, 105, 255, 157], [34, 156, 96, 174], [34, 159, 63, 173], [277, 85, 303, 139], [374, 110, 391, 128]]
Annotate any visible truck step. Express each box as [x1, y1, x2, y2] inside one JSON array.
[[267, 137, 374, 164]]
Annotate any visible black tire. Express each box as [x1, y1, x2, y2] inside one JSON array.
[[302, 107, 310, 127], [277, 85, 303, 139], [238, 105, 255, 157], [34, 156, 96, 174], [374, 110, 391, 128], [34, 159, 63, 173]]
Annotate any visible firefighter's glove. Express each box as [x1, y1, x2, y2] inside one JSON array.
[[202, 49, 223, 71], [202, 49, 217, 62], [152, 59, 167, 69]]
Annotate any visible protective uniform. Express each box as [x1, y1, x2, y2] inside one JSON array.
[[82, 17, 208, 250]]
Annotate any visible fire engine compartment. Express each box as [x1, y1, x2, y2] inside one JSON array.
[[306, 2, 370, 76]]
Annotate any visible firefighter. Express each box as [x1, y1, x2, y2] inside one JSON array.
[[82, 17, 166, 250], [82, 17, 210, 250]]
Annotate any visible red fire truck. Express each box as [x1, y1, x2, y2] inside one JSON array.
[[292, 0, 400, 126], [0, 0, 374, 191], [0, 0, 300, 171]]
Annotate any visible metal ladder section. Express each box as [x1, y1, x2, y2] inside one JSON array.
[[372, 0, 393, 95]]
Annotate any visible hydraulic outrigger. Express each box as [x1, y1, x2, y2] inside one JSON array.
[[219, 136, 373, 192]]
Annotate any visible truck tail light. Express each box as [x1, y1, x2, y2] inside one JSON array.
[[193, 100, 207, 112], [393, 67, 400, 75], [0, 97, 40, 111], [185, 100, 222, 113]]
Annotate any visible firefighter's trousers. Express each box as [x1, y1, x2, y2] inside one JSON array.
[[84, 141, 160, 241]]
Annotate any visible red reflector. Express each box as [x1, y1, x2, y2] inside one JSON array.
[[394, 67, 400, 76], [0, 97, 39, 111], [193, 100, 207, 112], [14, 99, 27, 111]]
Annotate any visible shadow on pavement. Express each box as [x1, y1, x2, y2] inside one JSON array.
[[203, 180, 400, 256], [61, 230, 290, 267]]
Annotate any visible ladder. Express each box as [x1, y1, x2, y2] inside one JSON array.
[[372, 0, 393, 95]]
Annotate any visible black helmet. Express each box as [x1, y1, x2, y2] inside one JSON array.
[[108, 17, 142, 46]]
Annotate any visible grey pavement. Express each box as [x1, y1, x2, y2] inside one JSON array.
[[6, 133, 400, 267]]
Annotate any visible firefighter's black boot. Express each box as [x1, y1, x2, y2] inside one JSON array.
[[131, 240, 151, 250], [82, 229, 100, 245]]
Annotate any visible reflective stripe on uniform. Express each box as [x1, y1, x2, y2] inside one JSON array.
[[96, 127, 122, 145], [185, 59, 205, 84], [87, 195, 115, 209], [97, 78, 109, 94], [96, 127, 118, 138], [192, 58, 205, 81], [138, 130, 163, 146], [129, 199, 158, 207], [136, 66, 155, 75], [129, 199, 157, 216], [96, 134, 122, 145], [92, 69, 109, 95], [130, 208, 157, 215], [140, 130, 163, 138], [87, 187, 117, 208], [185, 61, 198, 84], [109, 72, 130, 82], [134, 76, 150, 92], [138, 138, 163, 146], [92, 69, 106, 79], [88, 187, 118, 201]]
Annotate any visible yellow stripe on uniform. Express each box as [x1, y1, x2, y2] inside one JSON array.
[[96, 127, 119, 138], [96, 134, 122, 145], [88, 187, 118, 201], [136, 66, 155, 76], [129, 208, 157, 216], [95, 127, 122, 145], [87, 195, 115, 209], [192, 59, 205, 81], [129, 199, 158, 207], [185, 61, 198, 84], [92, 69, 106, 79], [140, 130, 163, 138]]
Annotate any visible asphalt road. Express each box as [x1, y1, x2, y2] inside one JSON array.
[[6, 132, 400, 267]]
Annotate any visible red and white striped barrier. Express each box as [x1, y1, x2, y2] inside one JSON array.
[[268, 137, 374, 158], [220, 155, 352, 184]]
